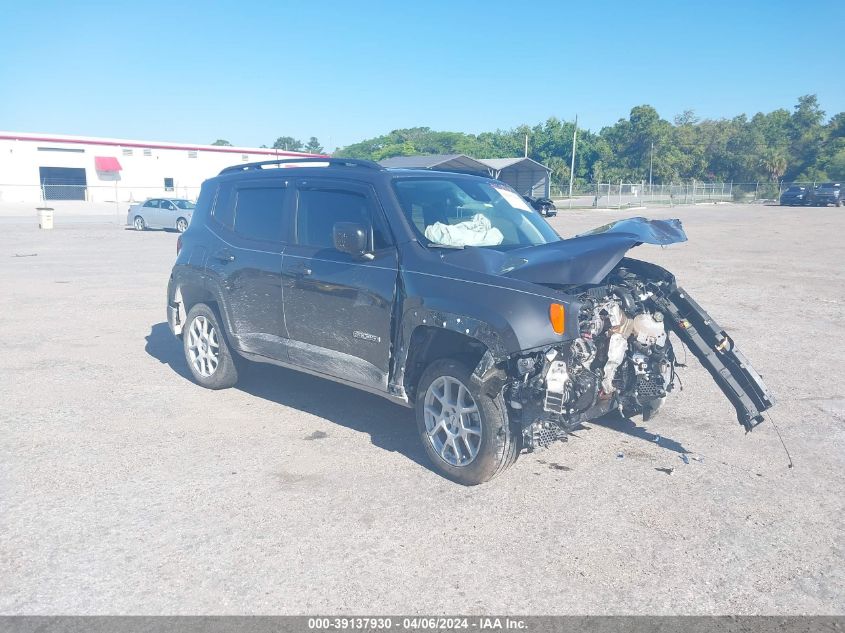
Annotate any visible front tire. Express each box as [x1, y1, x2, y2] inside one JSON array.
[[183, 303, 239, 389], [176, 217, 189, 232], [415, 359, 520, 485]]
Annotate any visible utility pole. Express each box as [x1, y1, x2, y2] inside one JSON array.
[[524, 133, 528, 158], [568, 114, 578, 208], [649, 141, 654, 189]]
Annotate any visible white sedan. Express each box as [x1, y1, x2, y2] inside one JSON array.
[[127, 198, 195, 232]]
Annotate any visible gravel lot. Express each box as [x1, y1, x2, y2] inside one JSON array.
[[1, 204, 843, 615]]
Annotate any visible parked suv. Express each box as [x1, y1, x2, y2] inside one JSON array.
[[167, 158, 773, 484], [812, 182, 842, 207], [779, 185, 810, 206]]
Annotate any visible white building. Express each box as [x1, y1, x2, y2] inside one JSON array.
[[0, 131, 320, 205]]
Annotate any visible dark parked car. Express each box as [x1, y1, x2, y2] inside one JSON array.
[[167, 158, 773, 484], [523, 195, 557, 217], [779, 185, 810, 206], [812, 182, 841, 207]]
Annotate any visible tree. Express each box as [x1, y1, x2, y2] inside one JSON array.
[[761, 149, 787, 182], [332, 95, 841, 184], [211, 139, 232, 146], [303, 137, 324, 154], [272, 136, 303, 151]]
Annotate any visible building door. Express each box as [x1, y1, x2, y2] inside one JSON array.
[[38, 167, 87, 201]]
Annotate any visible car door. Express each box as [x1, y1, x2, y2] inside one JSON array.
[[160, 199, 178, 229], [281, 178, 398, 391], [204, 178, 290, 361], [142, 199, 160, 226]]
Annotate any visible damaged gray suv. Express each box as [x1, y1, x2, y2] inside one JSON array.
[[167, 158, 774, 485]]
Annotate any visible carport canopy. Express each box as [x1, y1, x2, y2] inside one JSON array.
[[476, 157, 551, 198], [379, 154, 551, 198], [379, 154, 488, 174]]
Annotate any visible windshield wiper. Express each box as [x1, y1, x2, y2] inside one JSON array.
[[425, 242, 465, 250]]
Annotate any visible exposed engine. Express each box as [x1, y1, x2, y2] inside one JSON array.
[[506, 259, 774, 450], [507, 264, 681, 449]]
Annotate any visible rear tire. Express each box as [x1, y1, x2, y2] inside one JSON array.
[[415, 358, 520, 485], [133, 216, 146, 231], [183, 303, 239, 389]]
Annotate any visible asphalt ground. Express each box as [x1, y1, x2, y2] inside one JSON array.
[[1, 204, 843, 614]]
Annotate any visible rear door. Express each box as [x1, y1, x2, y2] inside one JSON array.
[[204, 177, 290, 361], [281, 178, 398, 390]]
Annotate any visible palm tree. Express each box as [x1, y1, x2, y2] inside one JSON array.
[[761, 150, 787, 182]]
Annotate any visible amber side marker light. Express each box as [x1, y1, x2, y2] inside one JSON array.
[[549, 303, 566, 335]]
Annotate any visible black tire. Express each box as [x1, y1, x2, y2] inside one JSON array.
[[176, 217, 189, 232], [182, 303, 240, 389], [415, 358, 520, 485], [133, 216, 146, 231]]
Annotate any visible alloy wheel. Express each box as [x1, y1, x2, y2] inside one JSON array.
[[423, 375, 482, 467], [186, 315, 220, 377]]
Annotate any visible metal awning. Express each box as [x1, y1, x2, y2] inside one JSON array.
[[94, 156, 122, 171]]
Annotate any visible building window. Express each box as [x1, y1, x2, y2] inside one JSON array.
[[122, 148, 133, 156], [242, 154, 249, 161], [164, 177, 174, 192], [143, 148, 152, 157], [188, 150, 198, 158]]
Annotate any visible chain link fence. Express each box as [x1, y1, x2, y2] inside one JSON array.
[[549, 180, 830, 208]]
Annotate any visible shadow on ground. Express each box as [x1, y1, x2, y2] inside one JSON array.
[[145, 322, 428, 469], [588, 411, 690, 455], [145, 322, 690, 473]]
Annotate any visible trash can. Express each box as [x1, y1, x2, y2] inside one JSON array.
[[37, 207, 54, 229]]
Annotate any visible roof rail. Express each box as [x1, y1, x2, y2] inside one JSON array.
[[219, 157, 383, 175]]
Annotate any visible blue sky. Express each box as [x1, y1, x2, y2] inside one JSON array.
[[1, 0, 843, 152]]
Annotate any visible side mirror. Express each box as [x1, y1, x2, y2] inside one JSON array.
[[333, 222, 369, 257]]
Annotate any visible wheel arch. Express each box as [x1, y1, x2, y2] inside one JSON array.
[[391, 301, 515, 403], [168, 279, 219, 337]]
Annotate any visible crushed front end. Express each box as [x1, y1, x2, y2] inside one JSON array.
[[504, 258, 775, 451]]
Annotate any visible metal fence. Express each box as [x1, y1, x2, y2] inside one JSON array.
[[549, 181, 825, 208], [0, 183, 200, 205]]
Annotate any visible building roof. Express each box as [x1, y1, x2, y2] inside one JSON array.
[[477, 157, 551, 172], [0, 131, 321, 157], [379, 154, 488, 172]]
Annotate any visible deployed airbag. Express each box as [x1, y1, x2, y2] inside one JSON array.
[[424, 213, 504, 247]]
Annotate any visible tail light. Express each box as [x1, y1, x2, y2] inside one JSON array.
[[176, 234, 183, 256]]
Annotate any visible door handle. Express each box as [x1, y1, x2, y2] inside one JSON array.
[[213, 250, 235, 263]]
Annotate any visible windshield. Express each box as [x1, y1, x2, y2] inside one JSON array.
[[392, 177, 559, 249], [172, 200, 196, 209]]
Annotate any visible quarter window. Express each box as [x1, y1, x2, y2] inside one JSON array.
[[212, 184, 235, 229], [233, 185, 287, 243]]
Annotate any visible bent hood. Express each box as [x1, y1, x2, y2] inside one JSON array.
[[443, 217, 687, 286]]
